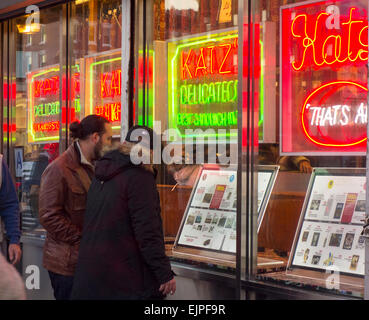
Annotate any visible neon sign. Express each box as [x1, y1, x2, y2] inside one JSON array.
[[33, 76, 59, 97], [100, 69, 121, 98], [301, 81, 367, 147], [168, 30, 239, 139], [281, 1, 368, 154], [291, 7, 368, 71], [177, 111, 238, 127], [33, 121, 60, 132], [180, 41, 238, 80], [95, 103, 121, 122], [27, 65, 81, 143], [179, 80, 238, 105], [86, 50, 122, 135], [34, 101, 60, 117]]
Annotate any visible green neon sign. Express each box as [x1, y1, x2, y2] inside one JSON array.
[[177, 111, 238, 127], [179, 80, 237, 105], [34, 101, 60, 117], [168, 30, 238, 139], [28, 67, 60, 143], [28, 64, 81, 144]]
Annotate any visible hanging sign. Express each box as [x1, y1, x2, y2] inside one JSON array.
[[27, 64, 81, 144], [167, 29, 240, 140], [85, 50, 122, 136]]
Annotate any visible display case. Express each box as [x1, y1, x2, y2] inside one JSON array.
[[262, 168, 366, 295], [171, 164, 281, 270]]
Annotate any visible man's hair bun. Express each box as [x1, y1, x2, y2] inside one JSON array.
[[69, 115, 110, 141], [69, 121, 82, 139]]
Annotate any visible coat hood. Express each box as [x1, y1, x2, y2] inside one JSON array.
[[95, 142, 154, 182]]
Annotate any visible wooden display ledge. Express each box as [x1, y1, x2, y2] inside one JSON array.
[[260, 268, 364, 295], [172, 246, 236, 268], [168, 245, 287, 271], [257, 250, 287, 272]]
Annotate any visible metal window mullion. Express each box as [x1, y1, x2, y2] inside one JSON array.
[[120, 0, 133, 140], [365, 4, 369, 299]]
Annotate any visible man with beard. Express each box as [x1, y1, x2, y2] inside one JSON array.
[[39, 115, 112, 300]]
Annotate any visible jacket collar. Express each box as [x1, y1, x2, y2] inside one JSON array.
[[75, 140, 94, 168], [64, 142, 93, 172], [64, 142, 93, 192]]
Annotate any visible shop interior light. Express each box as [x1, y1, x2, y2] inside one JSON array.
[[165, 0, 199, 11], [75, 0, 89, 5], [17, 23, 40, 34]]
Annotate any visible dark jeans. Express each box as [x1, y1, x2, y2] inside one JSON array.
[[48, 271, 74, 300]]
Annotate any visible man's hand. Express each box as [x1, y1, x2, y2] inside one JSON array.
[[159, 278, 176, 296], [8, 244, 22, 265], [299, 160, 313, 173]]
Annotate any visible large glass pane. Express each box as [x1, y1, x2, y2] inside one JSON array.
[[69, 0, 123, 142], [254, 0, 367, 298], [139, 0, 240, 275], [10, 6, 63, 236]]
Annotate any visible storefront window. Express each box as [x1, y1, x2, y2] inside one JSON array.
[[69, 0, 122, 139], [10, 6, 63, 235], [139, 0, 239, 273], [254, 0, 367, 298], [6, 0, 123, 236]]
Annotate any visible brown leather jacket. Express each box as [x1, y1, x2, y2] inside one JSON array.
[[39, 142, 93, 276]]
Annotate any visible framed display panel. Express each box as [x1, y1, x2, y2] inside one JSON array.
[[257, 165, 279, 233], [172, 164, 237, 267], [288, 168, 366, 281], [172, 164, 279, 267]]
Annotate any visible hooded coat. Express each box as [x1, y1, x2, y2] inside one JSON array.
[[71, 143, 173, 300]]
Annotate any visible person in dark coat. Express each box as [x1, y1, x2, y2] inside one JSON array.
[[71, 125, 176, 300]]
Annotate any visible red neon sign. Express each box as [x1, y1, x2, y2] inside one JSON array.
[[100, 69, 121, 98], [34, 76, 59, 97], [180, 39, 238, 80], [3, 123, 16, 133], [33, 121, 60, 132], [290, 7, 368, 71], [301, 81, 367, 147], [95, 103, 121, 122]]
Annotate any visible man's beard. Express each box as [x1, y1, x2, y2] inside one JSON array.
[[93, 140, 115, 160], [93, 140, 104, 161]]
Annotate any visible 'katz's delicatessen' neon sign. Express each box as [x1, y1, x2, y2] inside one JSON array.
[[168, 30, 239, 139], [281, 1, 368, 155], [27, 66, 81, 144]]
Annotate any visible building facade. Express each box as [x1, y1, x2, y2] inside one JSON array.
[[0, 0, 368, 300]]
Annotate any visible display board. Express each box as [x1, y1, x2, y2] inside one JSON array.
[[289, 168, 365, 277], [175, 166, 237, 254], [257, 165, 279, 233], [173, 165, 279, 263]]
